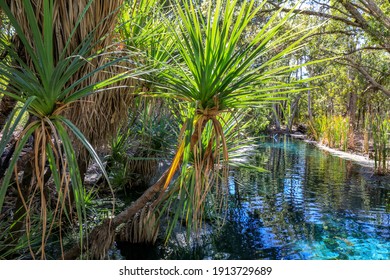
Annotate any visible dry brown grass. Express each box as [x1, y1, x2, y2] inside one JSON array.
[[88, 219, 115, 259], [118, 203, 159, 244]]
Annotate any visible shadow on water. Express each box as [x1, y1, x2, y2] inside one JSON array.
[[118, 136, 390, 260]]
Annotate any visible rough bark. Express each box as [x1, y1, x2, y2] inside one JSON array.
[[359, 0, 390, 31], [0, 95, 17, 131]]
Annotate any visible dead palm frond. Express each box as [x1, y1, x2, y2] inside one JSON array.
[[118, 203, 159, 244], [156, 0, 323, 240], [8, 0, 135, 149], [0, 0, 146, 259]]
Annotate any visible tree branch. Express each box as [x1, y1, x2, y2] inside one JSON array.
[[341, 1, 370, 29], [304, 30, 359, 40], [341, 1, 390, 52], [311, 0, 350, 18], [360, 0, 390, 30], [341, 46, 388, 55], [267, 1, 361, 27], [343, 56, 390, 98], [62, 167, 171, 259]]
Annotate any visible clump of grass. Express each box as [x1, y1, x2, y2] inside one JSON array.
[[310, 115, 349, 151]]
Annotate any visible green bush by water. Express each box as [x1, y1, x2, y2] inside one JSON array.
[[108, 100, 176, 192], [310, 115, 349, 151]]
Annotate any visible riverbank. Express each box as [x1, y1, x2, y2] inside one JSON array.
[[288, 132, 377, 169], [288, 133, 375, 168]]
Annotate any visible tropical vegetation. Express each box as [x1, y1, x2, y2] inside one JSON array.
[[0, 0, 389, 260]]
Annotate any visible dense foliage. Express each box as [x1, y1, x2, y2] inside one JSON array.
[[0, 0, 389, 259]]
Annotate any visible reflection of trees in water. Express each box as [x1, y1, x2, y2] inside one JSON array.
[[223, 138, 390, 258]]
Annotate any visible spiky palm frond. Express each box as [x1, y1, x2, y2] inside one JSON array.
[[119, 0, 176, 89], [155, 0, 323, 240], [7, 0, 138, 148], [0, 0, 145, 259]]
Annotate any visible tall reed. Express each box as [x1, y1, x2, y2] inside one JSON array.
[[311, 115, 349, 151]]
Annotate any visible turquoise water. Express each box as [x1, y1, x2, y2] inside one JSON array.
[[210, 136, 390, 260], [119, 136, 390, 260]]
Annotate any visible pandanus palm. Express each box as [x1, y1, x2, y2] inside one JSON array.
[[0, 0, 143, 259], [155, 0, 321, 236], [47, 0, 325, 259]]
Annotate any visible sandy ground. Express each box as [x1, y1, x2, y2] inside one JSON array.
[[310, 142, 375, 168], [289, 133, 376, 168]]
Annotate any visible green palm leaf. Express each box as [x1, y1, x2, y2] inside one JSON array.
[[155, 0, 324, 240], [0, 0, 147, 258]]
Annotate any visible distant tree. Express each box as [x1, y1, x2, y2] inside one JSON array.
[[268, 0, 390, 98]]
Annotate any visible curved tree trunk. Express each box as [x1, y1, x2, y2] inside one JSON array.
[[63, 162, 171, 259], [62, 116, 214, 259]]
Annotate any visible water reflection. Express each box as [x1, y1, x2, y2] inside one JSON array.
[[120, 136, 390, 260], [210, 136, 390, 260]]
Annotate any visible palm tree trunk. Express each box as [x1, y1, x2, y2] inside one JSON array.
[[62, 116, 212, 259]]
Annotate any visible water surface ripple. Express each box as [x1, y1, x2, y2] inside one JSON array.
[[119, 137, 390, 260], [215, 137, 390, 260]]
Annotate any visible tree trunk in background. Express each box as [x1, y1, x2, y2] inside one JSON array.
[[273, 104, 281, 131], [287, 95, 301, 133], [348, 90, 357, 149], [0, 95, 17, 131], [308, 90, 313, 122]]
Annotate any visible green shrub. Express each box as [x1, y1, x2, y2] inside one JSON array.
[[310, 115, 349, 151]]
